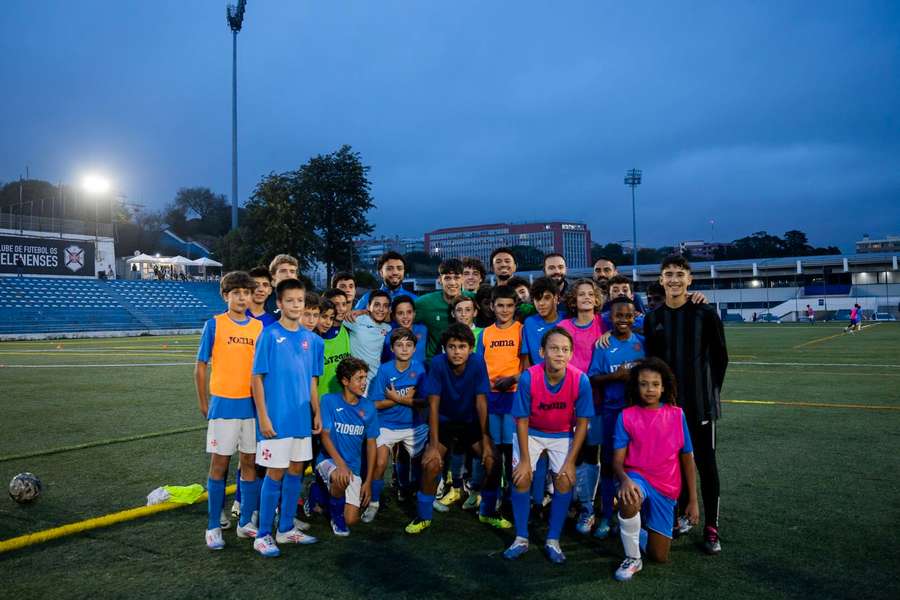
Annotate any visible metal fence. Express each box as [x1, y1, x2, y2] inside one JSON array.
[[0, 213, 114, 238]]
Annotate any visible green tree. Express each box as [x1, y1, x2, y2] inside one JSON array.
[[508, 245, 544, 270], [301, 145, 375, 281], [404, 251, 441, 277], [591, 243, 628, 265]]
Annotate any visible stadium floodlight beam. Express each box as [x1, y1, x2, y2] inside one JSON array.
[[227, 0, 247, 231], [82, 174, 111, 195], [624, 168, 642, 276]]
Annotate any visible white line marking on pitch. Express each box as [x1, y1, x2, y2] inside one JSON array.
[[733, 361, 900, 368]]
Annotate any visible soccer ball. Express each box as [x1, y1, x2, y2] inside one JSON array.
[[9, 472, 42, 504]]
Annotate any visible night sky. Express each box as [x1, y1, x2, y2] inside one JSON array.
[[1, 1, 898, 251]]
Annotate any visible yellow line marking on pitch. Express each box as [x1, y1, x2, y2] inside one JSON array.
[[792, 323, 877, 349], [0, 485, 235, 554], [724, 399, 900, 411]]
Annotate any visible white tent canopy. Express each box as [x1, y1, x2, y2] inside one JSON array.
[[166, 255, 195, 265], [126, 253, 159, 264], [191, 257, 223, 267]]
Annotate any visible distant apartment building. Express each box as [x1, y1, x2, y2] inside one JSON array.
[[679, 240, 733, 260], [425, 221, 592, 268], [856, 234, 900, 254], [354, 236, 424, 269]]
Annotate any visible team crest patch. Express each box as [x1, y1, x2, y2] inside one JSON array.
[[261, 448, 272, 461], [633, 343, 642, 351], [64, 245, 85, 272], [301, 340, 309, 350], [358, 410, 365, 418]]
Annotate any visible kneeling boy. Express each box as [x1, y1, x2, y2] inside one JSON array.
[[316, 357, 380, 536]]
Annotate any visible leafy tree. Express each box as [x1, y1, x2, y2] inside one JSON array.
[[508, 245, 544, 271], [301, 145, 375, 281], [212, 226, 262, 271], [354, 270, 379, 289], [404, 251, 442, 277], [591, 243, 628, 265]]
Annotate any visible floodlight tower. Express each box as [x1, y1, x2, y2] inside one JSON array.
[[227, 0, 247, 230], [624, 168, 642, 276]]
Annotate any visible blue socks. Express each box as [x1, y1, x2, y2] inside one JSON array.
[[511, 488, 531, 538], [449, 453, 466, 488], [417, 492, 435, 521], [207, 477, 226, 530], [600, 475, 616, 520], [372, 478, 385, 503], [576, 463, 599, 512], [238, 478, 259, 527], [532, 455, 549, 505], [469, 458, 483, 492], [233, 465, 242, 503], [547, 490, 572, 541], [480, 488, 498, 517], [278, 473, 302, 533], [257, 476, 282, 538], [330, 493, 347, 528]]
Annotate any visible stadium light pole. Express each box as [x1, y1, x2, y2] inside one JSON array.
[[82, 175, 111, 240], [624, 169, 642, 276], [227, 0, 247, 231]]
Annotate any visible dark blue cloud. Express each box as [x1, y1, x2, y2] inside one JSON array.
[[1, 1, 897, 251]]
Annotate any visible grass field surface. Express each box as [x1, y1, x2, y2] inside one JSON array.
[[1, 324, 898, 599]]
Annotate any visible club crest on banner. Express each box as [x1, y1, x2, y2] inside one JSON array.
[[64, 245, 85, 272]]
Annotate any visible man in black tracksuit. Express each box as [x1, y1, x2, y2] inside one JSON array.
[[643, 255, 728, 555]]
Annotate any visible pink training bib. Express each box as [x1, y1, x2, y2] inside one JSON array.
[[527, 364, 582, 434], [622, 403, 686, 500], [558, 315, 605, 373]]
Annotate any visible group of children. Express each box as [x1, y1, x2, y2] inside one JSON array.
[[195, 249, 727, 582]]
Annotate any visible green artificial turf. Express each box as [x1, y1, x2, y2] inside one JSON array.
[[1, 324, 898, 599]]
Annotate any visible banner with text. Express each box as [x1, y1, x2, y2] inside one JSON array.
[[0, 235, 96, 277]]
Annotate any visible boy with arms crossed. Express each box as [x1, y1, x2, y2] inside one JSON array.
[[196, 271, 264, 548], [362, 327, 427, 523], [316, 357, 379, 536], [504, 327, 593, 564], [250, 279, 321, 557]]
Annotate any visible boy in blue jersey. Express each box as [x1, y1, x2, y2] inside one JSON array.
[[250, 279, 321, 557], [344, 290, 392, 389], [382, 296, 428, 365], [406, 324, 507, 533], [247, 266, 278, 327], [196, 271, 264, 549], [588, 297, 645, 539], [316, 357, 380, 536], [522, 277, 562, 366], [504, 327, 593, 563], [361, 327, 427, 523], [520, 277, 562, 511], [601, 276, 644, 331]]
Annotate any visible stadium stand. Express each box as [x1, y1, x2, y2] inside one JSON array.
[[0, 277, 224, 336]]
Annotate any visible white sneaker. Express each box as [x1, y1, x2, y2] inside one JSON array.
[[293, 517, 312, 532], [205, 527, 225, 550], [253, 534, 280, 557], [361, 502, 380, 523], [676, 515, 693, 536], [230, 500, 241, 519], [275, 527, 318, 545], [614, 557, 643, 581], [575, 511, 595, 535], [236, 520, 258, 539], [219, 508, 231, 530], [432, 498, 450, 513]]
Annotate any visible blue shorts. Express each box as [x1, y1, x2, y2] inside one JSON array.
[[586, 413, 603, 447], [617, 472, 677, 539], [489, 413, 515, 445], [599, 408, 623, 464]]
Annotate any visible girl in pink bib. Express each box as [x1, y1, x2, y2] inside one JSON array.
[[611, 358, 699, 582]]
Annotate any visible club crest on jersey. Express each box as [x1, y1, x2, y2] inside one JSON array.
[[357, 409, 365, 418], [633, 343, 642, 351], [64, 245, 85, 272], [302, 339, 309, 350]]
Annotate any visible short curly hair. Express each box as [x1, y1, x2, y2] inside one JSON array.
[[563, 278, 604, 315], [336, 357, 369, 387], [625, 357, 677, 406]]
